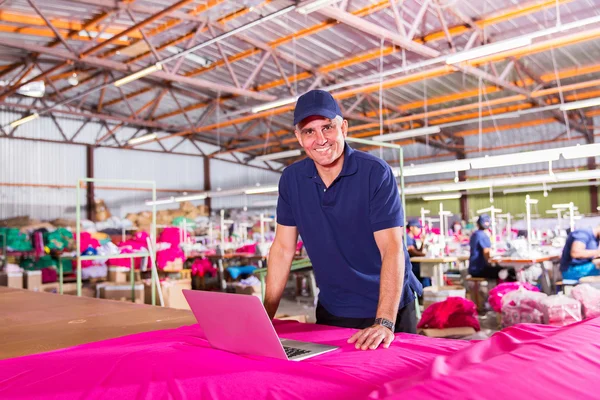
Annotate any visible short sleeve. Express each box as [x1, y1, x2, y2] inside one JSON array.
[[369, 165, 403, 232], [406, 235, 416, 248], [276, 171, 296, 227], [479, 232, 491, 249], [571, 231, 590, 247]]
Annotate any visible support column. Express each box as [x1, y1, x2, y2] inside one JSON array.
[[456, 138, 468, 222], [86, 146, 95, 221], [589, 157, 598, 212], [203, 156, 211, 214]]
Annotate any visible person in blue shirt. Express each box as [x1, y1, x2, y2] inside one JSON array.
[[264, 90, 423, 351], [560, 226, 600, 280], [406, 219, 430, 287], [468, 214, 498, 279]]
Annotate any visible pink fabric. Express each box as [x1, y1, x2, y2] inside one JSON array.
[[417, 297, 480, 331], [542, 295, 582, 326], [236, 243, 257, 253], [0, 321, 465, 400], [41, 267, 57, 284], [2, 319, 600, 399], [109, 232, 149, 269], [296, 241, 303, 252], [78, 232, 101, 268], [158, 227, 189, 248], [489, 282, 540, 313], [376, 318, 600, 399], [156, 246, 185, 270], [191, 258, 216, 277]]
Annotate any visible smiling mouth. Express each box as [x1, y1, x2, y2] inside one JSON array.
[[315, 146, 332, 153]]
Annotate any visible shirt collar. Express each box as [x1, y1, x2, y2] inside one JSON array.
[[304, 143, 358, 178]]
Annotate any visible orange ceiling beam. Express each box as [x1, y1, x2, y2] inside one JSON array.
[[0, 24, 131, 46], [0, 11, 143, 38]]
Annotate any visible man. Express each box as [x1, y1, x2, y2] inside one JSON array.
[[560, 226, 600, 281], [468, 214, 497, 279], [406, 219, 429, 287], [264, 90, 422, 351]]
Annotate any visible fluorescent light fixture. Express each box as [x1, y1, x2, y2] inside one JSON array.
[[244, 185, 278, 195], [346, 137, 402, 149], [422, 193, 462, 201], [128, 133, 158, 145], [469, 149, 560, 169], [503, 185, 548, 194], [255, 149, 302, 161], [114, 64, 162, 87], [251, 97, 297, 113], [372, 126, 441, 142], [447, 180, 490, 191], [145, 197, 175, 206], [296, 0, 338, 14], [561, 143, 600, 159], [402, 185, 442, 195], [552, 203, 572, 209], [402, 159, 470, 177], [174, 193, 207, 202], [9, 113, 39, 128], [165, 46, 211, 67], [559, 97, 600, 111], [446, 37, 532, 64], [17, 81, 45, 98]]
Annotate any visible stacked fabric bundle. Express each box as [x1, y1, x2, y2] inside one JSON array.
[[542, 295, 582, 326], [191, 258, 216, 277], [489, 282, 540, 313], [0, 227, 33, 252], [571, 284, 600, 319], [501, 288, 547, 328], [108, 231, 149, 270], [417, 297, 480, 331], [155, 227, 186, 270]]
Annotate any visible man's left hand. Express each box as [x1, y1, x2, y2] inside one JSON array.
[[347, 324, 395, 350]]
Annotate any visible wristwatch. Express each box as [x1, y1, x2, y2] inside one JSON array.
[[374, 317, 395, 332]]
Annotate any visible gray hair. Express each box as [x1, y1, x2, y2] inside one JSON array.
[[295, 115, 344, 132]]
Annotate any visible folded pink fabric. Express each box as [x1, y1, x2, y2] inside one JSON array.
[[417, 297, 480, 331], [0, 321, 465, 400]]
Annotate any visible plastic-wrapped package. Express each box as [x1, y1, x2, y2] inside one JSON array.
[[501, 288, 547, 328], [489, 282, 540, 313], [541, 295, 582, 326], [570, 284, 600, 319]]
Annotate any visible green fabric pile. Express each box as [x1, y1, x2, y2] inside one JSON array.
[[0, 228, 33, 252], [172, 217, 196, 231], [44, 228, 73, 251], [20, 255, 73, 274]]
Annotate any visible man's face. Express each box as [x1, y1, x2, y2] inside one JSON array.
[[295, 116, 347, 167], [409, 226, 422, 236]]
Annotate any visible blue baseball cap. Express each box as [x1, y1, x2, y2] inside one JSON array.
[[293, 90, 342, 126], [477, 214, 491, 227], [407, 219, 422, 228]]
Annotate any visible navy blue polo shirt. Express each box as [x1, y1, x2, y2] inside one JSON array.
[[560, 228, 599, 271], [277, 144, 422, 318], [469, 230, 491, 275]]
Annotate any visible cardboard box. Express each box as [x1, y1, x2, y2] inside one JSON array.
[[423, 285, 466, 310], [234, 282, 262, 298], [97, 282, 144, 304], [275, 314, 308, 323], [107, 266, 128, 283], [42, 282, 95, 297], [0, 271, 23, 289], [23, 270, 42, 292], [418, 327, 476, 338], [144, 278, 192, 309]]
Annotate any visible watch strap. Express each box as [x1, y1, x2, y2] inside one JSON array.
[[374, 317, 395, 332]]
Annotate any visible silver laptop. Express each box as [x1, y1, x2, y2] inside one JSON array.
[[183, 290, 338, 361]]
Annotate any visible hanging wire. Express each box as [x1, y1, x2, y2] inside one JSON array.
[[379, 37, 384, 160]]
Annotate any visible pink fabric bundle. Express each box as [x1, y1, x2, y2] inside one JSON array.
[[236, 243, 257, 253], [489, 282, 540, 312], [109, 231, 149, 269], [78, 232, 100, 253], [501, 289, 547, 328], [296, 241, 303, 252], [158, 227, 189, 248], [571, 284, 600, 319], [156, 246, 185, 270], [41, 267, 57, 283], [191, 258, 217, 277], [542, 295, 582, 326], [417, 297, 480, 331]]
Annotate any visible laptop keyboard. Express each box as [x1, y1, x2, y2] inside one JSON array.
[[283, 346, 311, 359]]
